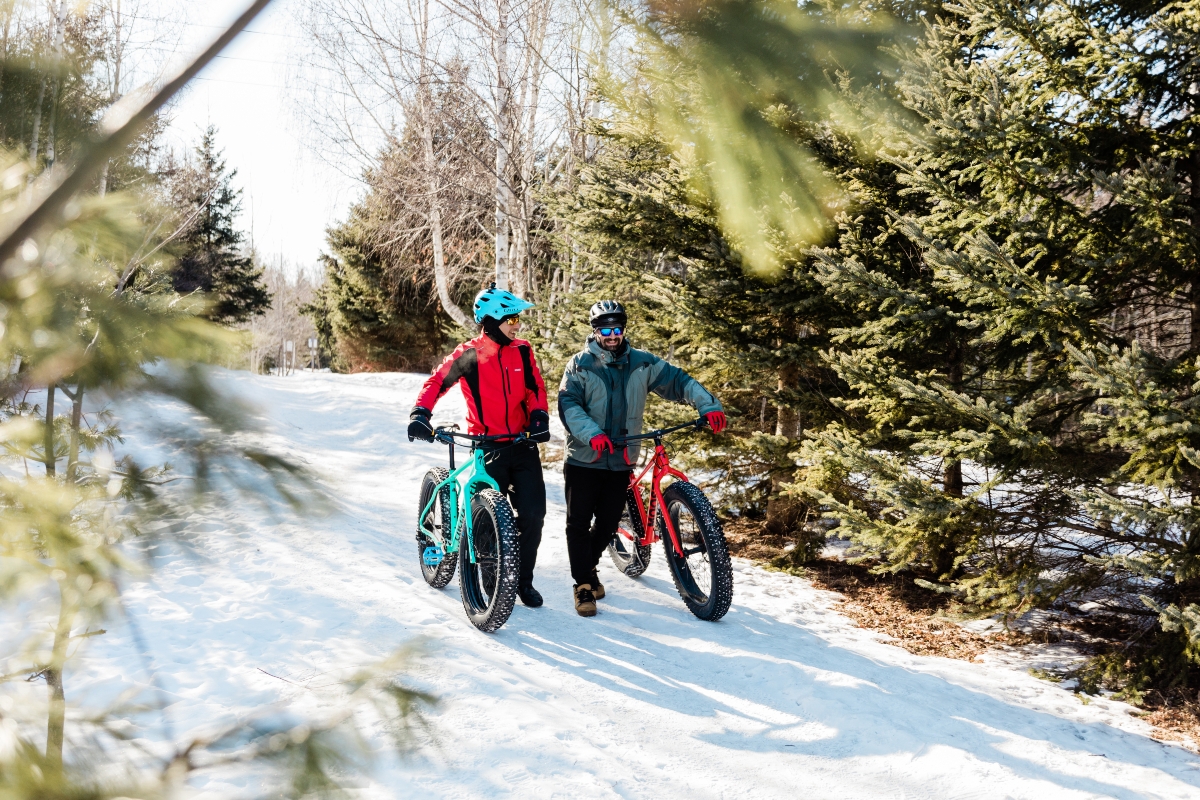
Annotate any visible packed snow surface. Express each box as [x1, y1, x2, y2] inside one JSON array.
[[81, 371, 1200, 798]]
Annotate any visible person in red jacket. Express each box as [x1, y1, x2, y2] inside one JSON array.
[[407, 284, 550, 607]]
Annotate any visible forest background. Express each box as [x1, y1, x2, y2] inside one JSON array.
[[5, 0, 1200, 792], [295, 0, 1200, 719]]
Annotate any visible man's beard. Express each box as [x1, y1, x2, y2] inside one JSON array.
[[600, 337, 623, 352]]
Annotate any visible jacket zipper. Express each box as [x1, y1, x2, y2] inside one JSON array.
[[500, 345, 511, 434]]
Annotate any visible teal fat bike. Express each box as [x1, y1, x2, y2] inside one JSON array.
[[416, 427, 524, 633]]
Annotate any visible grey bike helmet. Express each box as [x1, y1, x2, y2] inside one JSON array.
[[589, 299, 627, 329]]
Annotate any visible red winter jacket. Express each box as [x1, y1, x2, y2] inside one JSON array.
[[414, 333, 549, 436]]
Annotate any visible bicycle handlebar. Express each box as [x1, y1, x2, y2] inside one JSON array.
[[433, 427, 528, 446], [612, 417, 707, 445]]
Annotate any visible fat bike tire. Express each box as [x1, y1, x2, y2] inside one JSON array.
[[608, 487, 652, 578], [416, 468, 457, 588], [658, 481, 733, 621], [458, 488, 520, 633]]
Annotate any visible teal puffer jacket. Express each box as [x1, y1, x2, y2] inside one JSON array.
[[557, 338, 722, 470]]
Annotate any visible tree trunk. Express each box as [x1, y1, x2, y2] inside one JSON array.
[[45, 85, 59, 167], [933, 458, 964, 577], [493, 0, 512, 290], [415, 0, 470, 328], [44, 383, 55, 476], [773, 362, 799, 438], [943, 354, 964, 488], [66, 386, 82, 482], [0, 6, 12, 129], [1191, 281, 1200, 355], [32, 0, 68, 170], [1190, 144, 1200, 353], [45, 582, 74, 773], [423, 132, 471, 328], [29, 77, 46, 166], [766, 362, 802, 533], [765, 475, 804, 535], [99, 0, 123, 196], [934, 351, 966, 577], [943, 458, 963, 497], [509, 0, 549, 300]]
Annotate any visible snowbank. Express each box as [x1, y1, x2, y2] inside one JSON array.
[[70, 370, 1200, 798]]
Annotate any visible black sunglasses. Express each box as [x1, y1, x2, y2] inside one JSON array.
[[595, 326, 624, 336]]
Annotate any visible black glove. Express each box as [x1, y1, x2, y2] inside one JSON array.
[[408, 407, 435, 443], [527, 409, 551, 443]]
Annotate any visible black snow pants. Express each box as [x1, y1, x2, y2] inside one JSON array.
[[563, 462, 632, 586], [483, 442, 546, 584]]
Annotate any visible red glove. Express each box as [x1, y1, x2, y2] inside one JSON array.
[[590, 434, 615, 455], [704, 411, 727, 433]]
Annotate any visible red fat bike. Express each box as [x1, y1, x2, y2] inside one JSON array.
[[608, 418, 733, 621]]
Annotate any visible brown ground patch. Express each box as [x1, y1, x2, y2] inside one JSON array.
[[722, 517, 793, 561], [1144, 698, 1200, 747], [802, 559, 991, 661], [723, 516, 1200, 748], [725, 517, 990, 660]]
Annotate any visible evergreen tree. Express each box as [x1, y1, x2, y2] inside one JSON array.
[[170, 126, 270, 325], [307, 215, 450, 373], [560, 0, 1200, 695], [796, 0, 1200, 694], [544, 116, 835, 529], [542, 1, 922, 546]]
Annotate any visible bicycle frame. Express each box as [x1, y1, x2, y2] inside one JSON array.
[[622, 426, 698, 560], [417, 435, 501, 565]]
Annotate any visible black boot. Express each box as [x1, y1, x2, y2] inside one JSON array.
[[518, 581, 543, 608]]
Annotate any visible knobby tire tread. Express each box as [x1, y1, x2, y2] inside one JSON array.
[[660, 481, 733, 621], [459, 488, 520, 633], [609, 487, 652, 578], [417, 468, 458, 588]]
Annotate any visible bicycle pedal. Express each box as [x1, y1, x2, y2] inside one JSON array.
[[422, 545, 445, 566]]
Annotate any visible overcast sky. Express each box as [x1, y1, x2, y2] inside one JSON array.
[[159, 0, 362, 275]]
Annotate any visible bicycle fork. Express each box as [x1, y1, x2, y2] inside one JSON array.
[[630, 466, 688, 560]]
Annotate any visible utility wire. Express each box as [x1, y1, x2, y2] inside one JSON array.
[[101, 10, 303, 39]]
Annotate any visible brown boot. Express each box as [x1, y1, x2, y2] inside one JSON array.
[[574, 584, 597, 617], [589, 570, 605, 600]]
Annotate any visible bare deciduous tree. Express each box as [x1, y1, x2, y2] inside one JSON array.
[[244, 262, 322, 374], [292, 0, 611, 310]]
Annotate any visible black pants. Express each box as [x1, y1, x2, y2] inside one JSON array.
[[564, 462, 631, 586], [483, 443, 546, 583]]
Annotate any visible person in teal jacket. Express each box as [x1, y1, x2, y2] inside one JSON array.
[[557, 300, 726, 616]]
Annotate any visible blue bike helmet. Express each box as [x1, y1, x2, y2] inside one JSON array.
[[473, 282, 535, 324]]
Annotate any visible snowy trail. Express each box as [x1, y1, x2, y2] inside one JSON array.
[[85, 371, 1200, 798]]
